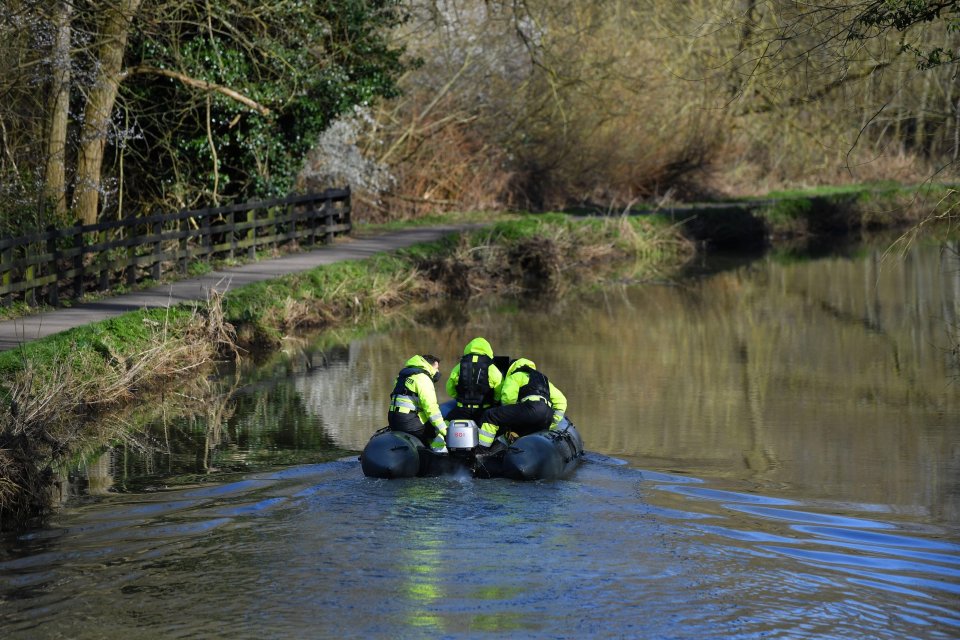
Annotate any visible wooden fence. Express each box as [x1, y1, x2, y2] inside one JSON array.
[[0, 188, 350, 307]]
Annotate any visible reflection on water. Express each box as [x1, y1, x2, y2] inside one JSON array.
[[2, 235, 958, 638], [1, 460, 957, 639], [281, 237, 957, 517]]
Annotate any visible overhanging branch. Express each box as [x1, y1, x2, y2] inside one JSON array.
[[124, 66, 272, 116], [735, 61, 892, 116]]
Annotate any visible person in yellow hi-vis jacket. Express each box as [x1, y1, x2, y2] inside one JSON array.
[[388, 354, 449, 453], [445, 337, 503, 424], [476, 357, 566, 448]]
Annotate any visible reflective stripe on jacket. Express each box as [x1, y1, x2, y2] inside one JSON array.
[[390, 355, 446, 433]]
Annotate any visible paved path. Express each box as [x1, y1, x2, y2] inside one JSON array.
[[0, 225, 476, 352]]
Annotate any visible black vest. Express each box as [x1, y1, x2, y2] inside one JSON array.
[[516, 365, 550, 400], [456, 354, 493, 407], [391, 366, 428, 399]]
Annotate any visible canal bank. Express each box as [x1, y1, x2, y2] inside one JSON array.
[[0, 213, 692, 529], [0, 185, 954, 530], [2, 182, 951, 355], [0, 224, 484, 352]]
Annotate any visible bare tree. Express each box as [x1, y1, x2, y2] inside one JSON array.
[[44, 1, 71, 222], [72, 0, 142, 225]]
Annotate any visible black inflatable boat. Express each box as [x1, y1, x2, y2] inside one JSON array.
[[359, 415, 585, 481]]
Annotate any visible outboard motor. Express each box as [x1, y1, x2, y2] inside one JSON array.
[[446, 419, 479, 453]]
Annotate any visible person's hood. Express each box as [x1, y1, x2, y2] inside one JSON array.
[[462, 337, 494, 358], [506, 357, 536, 376], [404, 354, 434, 371]]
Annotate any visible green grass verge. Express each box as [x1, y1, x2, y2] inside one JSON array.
[[0, 306, 197, 380]]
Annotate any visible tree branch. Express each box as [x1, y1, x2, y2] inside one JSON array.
[[735, 61, 892, 116], [124, 65, 272, 116]]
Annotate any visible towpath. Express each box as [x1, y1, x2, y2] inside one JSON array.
[[0, 225, 476, 352]]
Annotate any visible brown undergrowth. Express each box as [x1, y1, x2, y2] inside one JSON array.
[[419, 216, 694, 299]]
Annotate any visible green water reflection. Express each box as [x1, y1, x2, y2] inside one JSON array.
[[71, 237, 960, 525]]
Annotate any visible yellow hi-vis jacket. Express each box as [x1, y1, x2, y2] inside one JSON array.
[[389, 355, 447, 435], [445, 337, 503, 408], [498, 358, 567, 425]]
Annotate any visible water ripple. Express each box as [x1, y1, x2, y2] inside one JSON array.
[[794, 525, 960, 554], [658, 484, 798, 505], [725, 504, 897, 529], [1, 460, 957, 639]]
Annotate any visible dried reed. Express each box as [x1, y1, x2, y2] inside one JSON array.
[[0, 291, 238, 530]]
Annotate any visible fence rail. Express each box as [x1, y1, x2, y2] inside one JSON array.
[[0, 188, 350, 307]]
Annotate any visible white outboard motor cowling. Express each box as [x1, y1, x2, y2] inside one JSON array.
[[446, 419, 479, 450]]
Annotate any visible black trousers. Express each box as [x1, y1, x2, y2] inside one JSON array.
[[479, 400, 552, 437], [446, 404, 486, 424], [388, 410, 435, 446]]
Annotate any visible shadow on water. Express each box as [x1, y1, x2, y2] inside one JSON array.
[[0, 457, 957, 639], [678, 230, 908, 281]]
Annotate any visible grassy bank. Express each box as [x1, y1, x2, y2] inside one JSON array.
[[0, 296, 238, 530], [0, 213, 690, 530], [223, 212, 693, 346]]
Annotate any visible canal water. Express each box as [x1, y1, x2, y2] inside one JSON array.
[[1, 234, 958, 639]]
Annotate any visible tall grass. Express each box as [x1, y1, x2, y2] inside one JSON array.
[[416, 214, 694, 297], [0, 295, 235, 529]]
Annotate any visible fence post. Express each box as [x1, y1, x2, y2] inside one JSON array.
[[323, 198, 334, 244], [340, 185, 353, 234], [126, 219, 137, 288], [47, 225, 60, 307], [201, 212, 211, 261], [265, 206, 276, 253], [0, 242, 10, 307], [344, 186, 351, 231], [179, 216, 188, 274], [73, 220, 85, 299], [247, 208, 256, 260], [230, 207, 239, 259], [98, 230, 109, 292], [24, 241, 36, 306], [305, 199, 317, 246], [151, 216, 162, 281]]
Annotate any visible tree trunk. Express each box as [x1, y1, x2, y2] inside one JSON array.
[[729, 0, 758, 98], [73, 0, 143, 225], [45, 1, 72, 223]]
